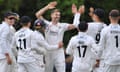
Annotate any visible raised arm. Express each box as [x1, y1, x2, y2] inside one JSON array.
[[68, 4, 85, 30], [35, 1, 57, 19], [89, 7, 94, 19]]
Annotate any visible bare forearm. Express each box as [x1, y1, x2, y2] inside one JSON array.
[[35, 6, 49, 19], [35, 1, 57, 19]]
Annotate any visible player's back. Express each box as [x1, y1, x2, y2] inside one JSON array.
[[100, 24, 120, 65], [66, 32, 96, 71], [15, 28, 35, 63], [87, 22, 106, 43], [67, 32, 96, 63]]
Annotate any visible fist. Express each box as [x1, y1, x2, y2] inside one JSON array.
[[58, 41, 63, 48]]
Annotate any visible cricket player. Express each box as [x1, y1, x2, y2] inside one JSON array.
[[96, 9, 120, 72], [12, 16, 63, 72], [72, 4, 107, 72], [66, 21, 98, 72], [35, 1, 84, 72], [31, 19, 64, 72], [0, 11, 17, 72]]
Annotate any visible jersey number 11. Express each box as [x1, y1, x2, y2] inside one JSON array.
[[18, 39, 26, 50]]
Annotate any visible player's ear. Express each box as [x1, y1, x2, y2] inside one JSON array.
[[109, 16, 111, 20]]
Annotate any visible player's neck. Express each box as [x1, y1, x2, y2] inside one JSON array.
[[51, 20, 58, 25], [22, 26, 29, 29], [110, 20, 118, 24], [95, 18, 102, 23]]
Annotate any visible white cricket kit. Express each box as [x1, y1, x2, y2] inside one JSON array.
[[43, 19, 69, 72], [31, 30, 59, 53], [73, 13, 107, 43], [86, 22, 107, 72], [31, 30, 60, 72], [66, 32, 98, 72], [0, 22, 17, 72], [14, 28, 35, 63], [13, 28, 43, 72], [98, 24, 120, 65], [87, 22, 107, 44], [95, 24, 120, 72]]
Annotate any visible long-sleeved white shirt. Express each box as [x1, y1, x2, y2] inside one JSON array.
[[73, 13, 107, 44], [12, 28, 60, 63], [0, 22, 14, 59], [12, 28, 35, 63], [66, 32, 97, 62], [97, 24, 120, 65], [31, 30, 60, 54]]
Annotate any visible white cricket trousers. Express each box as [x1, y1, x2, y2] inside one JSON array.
[[0, 58, 17, 72], [99, 63, 120, 72], [18, 61, 45, 72], [45, 49, 65, 72]]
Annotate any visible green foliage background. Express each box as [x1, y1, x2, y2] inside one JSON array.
[[0, 0, 119, 47]]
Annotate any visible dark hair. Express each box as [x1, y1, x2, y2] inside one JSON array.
[[4, 11, 16, 18], [34, 19, 46, 29], [109, 9, 120, 17], [94, 8, 105, 20], [20, 16, 31, 26], [78, 21, 88, 32]]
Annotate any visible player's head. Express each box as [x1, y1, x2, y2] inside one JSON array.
[[51, 9, 61, 22], [109, 9, 120, 22], [13, 13, 20, 21], [78, 21, 88, 32], [20, 16, 31, 27], [92, 8, 105, 22], [33, 19, 46, 32], [4, 11, 17, 25]]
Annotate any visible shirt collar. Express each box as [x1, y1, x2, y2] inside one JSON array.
[[78, 32, 87, 36]]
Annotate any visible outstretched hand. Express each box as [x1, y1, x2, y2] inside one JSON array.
[[78, 5, 85, 14], [47, 1, 57, 9], [89, 7, 94, 17]]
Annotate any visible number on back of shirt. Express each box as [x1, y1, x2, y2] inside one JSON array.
[[115, 35, 119, 48], [77, 45, 87, 57], [95, 32, 100, 44], [17, 38, 26, 50]]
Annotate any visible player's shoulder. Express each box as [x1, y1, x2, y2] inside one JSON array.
[[102, 25, 110, 31], [88, 22, 98, 25], [85, 34, 94, 40], [59, 22, 69, 26], [1, 22, 9, 30], [69, 35, 78, 42], [32, 30, 44, 40]]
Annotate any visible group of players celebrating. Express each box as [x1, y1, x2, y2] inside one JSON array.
[[0, 1, 119, 72]]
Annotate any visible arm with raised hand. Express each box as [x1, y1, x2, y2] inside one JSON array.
[[68, 4, 85, 30], [35, 1, 57, 19], [89, 7, 94, 19]]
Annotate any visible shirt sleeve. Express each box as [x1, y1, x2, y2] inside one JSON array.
[[1, 27, 10, 54], [11, 35, 18, 57], [97, 28, 106, 54], [73, 13, 81, 28], [31, 33, 46, 55], [42, 19, 50, 26], [66, 38, 74, 55], [61, 23, 69, 31], [36, 33, 59, 50], [90, 38, 100, 59], [91, 29, 106, 58]]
